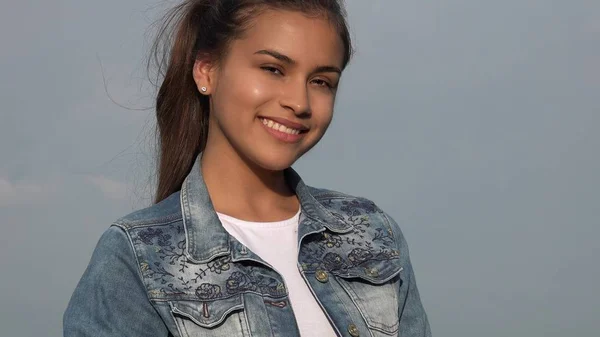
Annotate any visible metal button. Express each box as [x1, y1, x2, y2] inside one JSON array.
[[365, 267, 379, 278], [315, 270, 329, 283], [348, 323, 360, 337]]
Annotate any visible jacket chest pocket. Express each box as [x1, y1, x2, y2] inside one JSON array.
[[169, 295, 249, 337], [334, 264, 405, 336]]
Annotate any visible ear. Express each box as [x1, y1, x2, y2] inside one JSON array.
[[192, 55, 217, 95]]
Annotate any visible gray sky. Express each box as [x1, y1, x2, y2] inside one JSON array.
[[1, 1, 599, 336]]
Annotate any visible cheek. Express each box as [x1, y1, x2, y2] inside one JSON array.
[[218, 71, 273, 117], [310, 93, 336, 128]]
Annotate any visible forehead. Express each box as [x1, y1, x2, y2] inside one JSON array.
[[232, 9, 345, 67]]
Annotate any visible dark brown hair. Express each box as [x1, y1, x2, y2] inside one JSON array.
[[150, 0, 353, 203]]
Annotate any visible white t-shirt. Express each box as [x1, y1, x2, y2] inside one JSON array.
[[217, 209, 337, 337]]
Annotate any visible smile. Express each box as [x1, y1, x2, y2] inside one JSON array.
[[260, 117, 302, 135]]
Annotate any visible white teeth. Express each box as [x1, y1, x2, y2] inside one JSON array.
[[260, 118, 302, 135]]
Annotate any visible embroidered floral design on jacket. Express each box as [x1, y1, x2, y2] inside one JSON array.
[[196, 283, 222, 300], [226, 271, 255, 293], [138, 228, 172, 246], [348, 248, 373, 264], [340, 198, 378, 215], [224, 270, 285, 297], [299, 197, 400, 276], [129, 222, 287, 300], [126, 195, 400, 300]]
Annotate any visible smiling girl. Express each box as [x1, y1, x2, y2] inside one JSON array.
[[64, 1, 430, 336]]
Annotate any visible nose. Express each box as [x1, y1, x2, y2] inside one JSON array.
[[279, 79, 311, 116]]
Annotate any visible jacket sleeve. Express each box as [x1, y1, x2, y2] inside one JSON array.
[[383, 212, 432, 337], [63, 226, 169, 337]]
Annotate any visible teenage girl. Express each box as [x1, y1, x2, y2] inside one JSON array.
[[64, 1, 431, 336]]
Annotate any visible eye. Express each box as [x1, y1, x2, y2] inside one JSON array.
[[311, 78, 334, 89], [261, 66, 283, 76]]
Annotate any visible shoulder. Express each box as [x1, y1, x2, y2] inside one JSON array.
[[85, 191, 184, 274], [308, 185, 383, 217], [103, 192, 188, 299], [112, 191, 183, 231], [108, 191, 186, 272]]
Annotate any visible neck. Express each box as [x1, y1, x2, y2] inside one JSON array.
[[200, 139, 299, 222]]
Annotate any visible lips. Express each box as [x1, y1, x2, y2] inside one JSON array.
[[260, 118, 301, 135], [258, 116, 309, 132], [258, 117, 307, 143]]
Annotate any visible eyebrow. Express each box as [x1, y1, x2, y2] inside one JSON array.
[[254, 49, 342, 74]]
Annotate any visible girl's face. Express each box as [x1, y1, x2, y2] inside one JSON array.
[[194, 9, 345, 171]]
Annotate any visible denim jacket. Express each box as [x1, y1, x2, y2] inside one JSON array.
[[64, 156, 431, 337]]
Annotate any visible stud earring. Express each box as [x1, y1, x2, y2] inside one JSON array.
[[201, 86, 207, 93]]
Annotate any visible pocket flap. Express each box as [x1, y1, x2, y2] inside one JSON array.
[[170, 295, 244, 328], [332, 256, 404, 284]]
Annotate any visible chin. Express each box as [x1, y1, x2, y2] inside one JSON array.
[[248, 149, 301, 172]]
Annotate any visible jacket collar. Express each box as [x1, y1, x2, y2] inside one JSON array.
[[181, 153, 349, 263]]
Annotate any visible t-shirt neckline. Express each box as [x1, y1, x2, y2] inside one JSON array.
[[216, 207, 301, 229]]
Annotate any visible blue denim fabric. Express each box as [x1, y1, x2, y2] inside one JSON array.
[[64, 155, 431, 336]]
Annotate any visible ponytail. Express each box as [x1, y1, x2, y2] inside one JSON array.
[[151, 1, 210, 203]]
